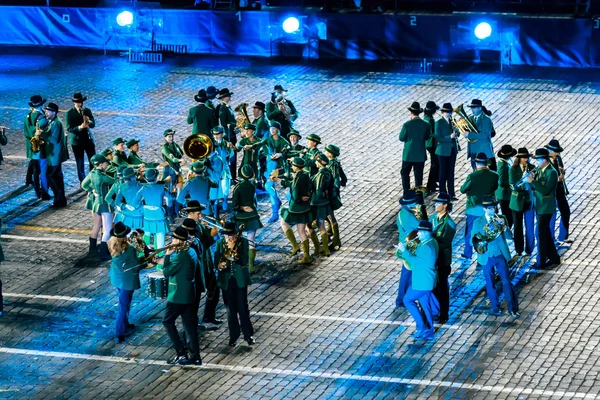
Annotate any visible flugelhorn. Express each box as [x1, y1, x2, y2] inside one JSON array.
[[452, 104, 479, 143]]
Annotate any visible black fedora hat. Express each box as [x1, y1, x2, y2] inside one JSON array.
[[468, 99, 483, 108], [252, 101, 266, 111], [482, 195, 497, 208], [110, 221, 132, 238], [184, 199, 206, 212], [194, 89, 208, 103], [424, 101, 439, 112], [497, 144, 517, 159], [515, 147, 531, 159], [407, 102, 423, 114], [217, 88, 233, 99], [440, 103, 453, 113], [29, 94, 46, 108], [399, 190, 418, 205], [72, 93, 87, 103], [475, 152, 488, 164], [417, 220, 433, 232], [181, 218, 198, 233], [43, 103, 60, 113], [545, 139, 563, 153], [273, 84, 287, 92], [171, 226, 189, 241], [222, 221, 237, 235], [434, 192, 453, 204], [206, 86, 219, 99], [532, 148, 550, 160]]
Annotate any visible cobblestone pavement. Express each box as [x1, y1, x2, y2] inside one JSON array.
[[1, 50, 600, 399]]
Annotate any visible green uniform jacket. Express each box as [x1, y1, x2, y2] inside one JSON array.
[[163, 248, 196, 304], [465, 114, 494, 159], [398, 117, 431, 162], [430, 212, 456, 267], [529, 165, 558, 215], [261, 136, 290, 170], [232, 179, 259, 220], [509, 163, 535, 212], [23, 109, 48, 159], [283, 143, 306, 160], [434, 117, 458, 157], [303, 147, 319, 176], [471, 214, 512, 265], [127, 151, 144, 166], [495, 158, 511, 201], [161, 142, 184, 170], [109, 246, 141, 290], [281, 171, 312, 213], [266, 99, 298, 137], [81, 169, 116, 213], [460, 167, 499, 215], [254, 114, 270, 140], [195, 222, 216, 284], [214, 237, 251, 290], [112, 150, 129, 168], [310, 167, 332, 207], [423, 114, 436, 150], [237, 137, 262, 177], [43, 117, 69, 167], [187, 102, 217, 136], [327, 158, 346, 210], [65, 106, 95, 146], [218, 103, 237, 144]]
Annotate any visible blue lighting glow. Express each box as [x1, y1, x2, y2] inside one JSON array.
[[282, 17, 300, 34], [116, 11, 134, 27], [474, 22, 492, 40]]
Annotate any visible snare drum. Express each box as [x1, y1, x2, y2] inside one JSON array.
[[148, 271, 168, 299]]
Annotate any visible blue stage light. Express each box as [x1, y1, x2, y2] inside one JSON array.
[[282, 17, 300, 34], [474, 22, 492, 40], [116, 11, 134, 27]]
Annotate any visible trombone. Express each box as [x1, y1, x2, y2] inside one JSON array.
[[178, 209, 227, 231], [122, 241, 189, 272]]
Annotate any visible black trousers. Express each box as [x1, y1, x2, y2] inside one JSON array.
[[222, 277, 253, 341], [163, 302, 200, 359], [438, 148, 457, 197], [499, 199, 513, 229], [400, 161, 424, 194], [433, 263, 451, 320], [229, 154, 237, 182], [537, 213, 559, 265], [46, 164, 66, 206], [426, 148, 439, 191], [28, 159, 49, 199], [556, 184, 571, 240], [203, 272, 220, 322], [72, 143, 96, 182]]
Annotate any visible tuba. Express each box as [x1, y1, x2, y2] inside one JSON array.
[[452, 104, 479, 143], [473, 215, 507, 255], [183, 133, 214, 161], [234, 102, 251, 131]]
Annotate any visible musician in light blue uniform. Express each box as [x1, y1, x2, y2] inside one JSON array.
[[177, 161, 218, 216], [107, 167, 143, 230], [207, 147, 230, 218], [134, 168, 169, 251], [395, 190, 421, 308], [211, 126, 234, 213]]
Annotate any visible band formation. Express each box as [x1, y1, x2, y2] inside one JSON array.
[[0, 91, 571, 364]]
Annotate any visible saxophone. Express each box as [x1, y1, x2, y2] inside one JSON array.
[[30, 120, 42, 154], [217, 224, 245, 271], [473, 215, 507, 255]]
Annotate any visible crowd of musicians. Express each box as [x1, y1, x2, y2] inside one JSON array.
[[396, 99, 571, 341], [14, 86, 347, 365]]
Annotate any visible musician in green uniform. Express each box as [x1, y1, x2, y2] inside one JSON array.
[[161, 129, 185, 223], [325, 144, 347, 250], [546, 139, 571, 243], [24, 95, 49, 199], [82, 155, 116, 261], [303, 133, 321, 176], [429, 193, 456, 324], [266, 84, 298, 140], [111, 137, 129, 167], [231, 165, 263, 272], [100, 148, 117, 178], [276, 157, 313, 264], [235, 124, 263, 189], [460, 153, 499, 260], [252, 101, 270, 140], [42, 102, 69, 208], [126, 139, 145, 166], [306, 153, 333, 258], [528, 148, 561, 269], [399, 102, 431, 194], [495, 144, 517, 228], [423, 101, 439, 195], [214, 221, 255, 347], [435, 103, 459, 200], [509, 148, 536, 256], [65, 93, 96, 182], [217, 88, 238, 181], [187, 89, 217, 138]]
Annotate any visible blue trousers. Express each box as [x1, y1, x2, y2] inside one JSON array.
[[395, 266, 412, 307], [404, 288, 438, 335], [463, 214, 478, 259], [482, 255, 518, 313], [512, 202, 535, 255], [265, 180, 282, 210], [116, 288, 134, 337]]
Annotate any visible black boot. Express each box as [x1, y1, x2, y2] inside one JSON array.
[[98, 242, 112, 261], [89, 237, 98, 256]]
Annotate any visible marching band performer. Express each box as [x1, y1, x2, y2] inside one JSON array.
[[188, 89, 217, 138], [65, 93, 96, 183], [211, 126, 234, 213], [546, 139, 571, 243], [435, 103, 459, 200], [252, 101, 270, 140], [465, 99, 496, 171], [423, 101, 439, 196], [307, 153, 333, 257], [471, 196, 519, 318], [261, 122, 289, 223], [181, 218, 206, 328], [325, 144, 347, 251], [162, 129, 185, 223], [107, 167, 143, 230], [100, 148, 118, 178], [398, 220, 440, 341], [207, 145, 230, 218], [459, 153, 499, 260], [177, 161, 218, 213], [126, 139, 145, 167], [232, 165, 263, 272], [235, 123, 263, 187], [214, 221, 255, 347], [0, 126, 6, 166], [429, 193, 456, 324], [303, 133, 321, 176], [528, 148, 561, 269], [134, 168, 170, 252], [495, 144, 517, 228], [107, 222, 142, 344], [0, 218, 4, 317], [399, 102, 431, 194], [509, 148, 536, 256], [266, 84, 298, 140], [24, 95, 49, 200], [159, 226, 202, 366], [182, 201, 222, 329], [42, 102, 69, 208], [395, 190, 421, 308], [277, 157, 313, 265], [217, 88, 238, 181], [82, 155, 116, 261], [111, 137, 129, 168]]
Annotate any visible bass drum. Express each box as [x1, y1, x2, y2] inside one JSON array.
[[147, 271, 168, 299]]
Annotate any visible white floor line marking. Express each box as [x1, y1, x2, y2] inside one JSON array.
[[2, 234, 87, 244], [3, 293, 92, 302], [251, 311, 460, 330], [3, 155, 76, 164], [0, 347, 595, 399]]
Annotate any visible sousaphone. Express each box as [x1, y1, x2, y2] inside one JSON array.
[[183, 133, 213, 161]]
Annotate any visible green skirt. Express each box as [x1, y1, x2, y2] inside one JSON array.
[[311, 204, 331, 222], [236, 215, 263, 232], [281, 207, 311, 226]]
